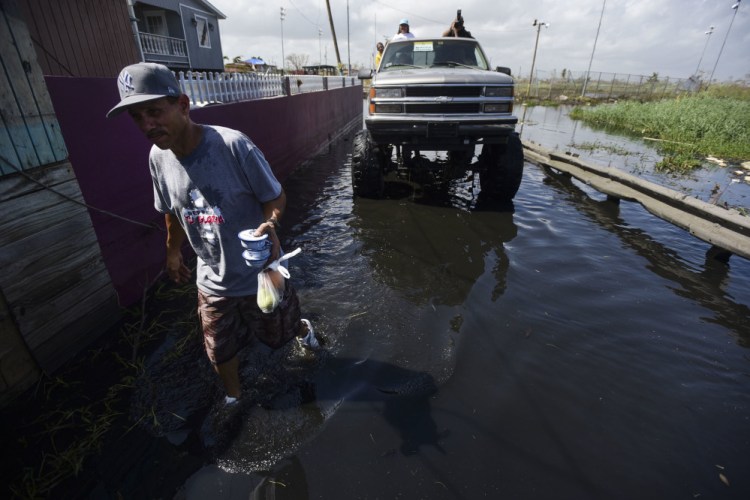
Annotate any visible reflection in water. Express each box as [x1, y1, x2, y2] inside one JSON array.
[[181, 354, 445, 499], [350, 197, 517, 308], [316, 355, 444, 455], [541, 167, 750, 346], [181, 456, 309, 500], [249, 456, 309, 500]]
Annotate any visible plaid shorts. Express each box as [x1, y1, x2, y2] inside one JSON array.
[[197, 283, 302, 365]]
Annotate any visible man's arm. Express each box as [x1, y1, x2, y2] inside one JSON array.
[[262, 190, 286, 226], [165, 213, 191, 284], [255, 190, 287, 263], [442, 20, 459, 37]]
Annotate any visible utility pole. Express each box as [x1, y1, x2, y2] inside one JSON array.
[[346, 0, 351, 75], [708, 0, 742, 85], [324, 0, 343, 74], [527, 20, 548, 97], [694, 26, 714, 76], [582, 0, 606, 98], [280, 7, 286, 74]]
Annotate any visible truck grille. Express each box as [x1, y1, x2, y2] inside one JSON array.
[[405, 103, 481, 114], [405, 86, 482, 97]]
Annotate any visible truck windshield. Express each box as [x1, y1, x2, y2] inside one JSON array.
[[380, 40, 488, 71]]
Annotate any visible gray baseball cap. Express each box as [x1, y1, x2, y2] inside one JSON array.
[[107, 63, 182, 118]]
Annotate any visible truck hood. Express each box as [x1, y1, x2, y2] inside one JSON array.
[[373, 68, 514, 86]]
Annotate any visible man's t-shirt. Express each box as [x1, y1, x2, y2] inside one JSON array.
[[150, 125, 282, 297]]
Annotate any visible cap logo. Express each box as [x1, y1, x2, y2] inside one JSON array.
[[107, 63, 182, 117], [117, 70, 135, 97]]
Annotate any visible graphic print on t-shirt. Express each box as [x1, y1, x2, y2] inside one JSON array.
[[183, 188, 225, 244]]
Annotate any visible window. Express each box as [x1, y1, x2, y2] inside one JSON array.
[[144, 11, 168, 36], [195, 16, 211, 48]]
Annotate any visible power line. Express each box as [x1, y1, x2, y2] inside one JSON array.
[[372, 0, 443, 25], [288, 0, 321, 27]]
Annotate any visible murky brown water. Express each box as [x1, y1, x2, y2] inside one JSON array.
[[7, 108, 749, 499]]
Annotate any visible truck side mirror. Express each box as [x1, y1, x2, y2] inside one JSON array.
[[495, 66, 511, 76], [358, 68, 374, 80]]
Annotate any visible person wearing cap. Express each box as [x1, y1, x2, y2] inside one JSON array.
[[392, 18, 415, 41], [107, 62, 319, 407]]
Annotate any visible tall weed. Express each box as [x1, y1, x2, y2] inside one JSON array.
[[570, 92, 750, 164]]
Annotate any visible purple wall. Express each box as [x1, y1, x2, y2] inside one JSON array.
[[45, 76, 362, 306]]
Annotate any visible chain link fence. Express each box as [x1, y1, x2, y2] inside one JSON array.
[[519, 69, 698, 101]]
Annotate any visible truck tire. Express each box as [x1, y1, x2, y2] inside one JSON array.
[[478, 132, 524, 202], [351, 130, 385, 198]]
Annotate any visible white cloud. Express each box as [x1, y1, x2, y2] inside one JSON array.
[[214, 0, 748, 81]]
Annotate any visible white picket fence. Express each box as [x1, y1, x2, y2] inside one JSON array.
[[176, 71, 359, 106]]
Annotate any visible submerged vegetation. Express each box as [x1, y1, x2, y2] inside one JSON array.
[[5, 280, 199, 499], [569, 85, 750, 172]]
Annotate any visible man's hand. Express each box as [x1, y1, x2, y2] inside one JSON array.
[[165, 213, 190, 283], [254, 221, 281, 265], [166, 248, 191, 284], [256, 190, 286, 266]]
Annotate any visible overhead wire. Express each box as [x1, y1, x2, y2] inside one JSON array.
[[287, 0, 322, 27]]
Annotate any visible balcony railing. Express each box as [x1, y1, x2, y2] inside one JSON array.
[[139, 32, 188, 61]]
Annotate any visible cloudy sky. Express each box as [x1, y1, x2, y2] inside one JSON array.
[[212, 0, 748, 82]]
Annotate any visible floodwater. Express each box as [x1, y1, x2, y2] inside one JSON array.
[[518, 105, 750, 209], [11, 106, 749, 499], [174, 107, 750, 499]]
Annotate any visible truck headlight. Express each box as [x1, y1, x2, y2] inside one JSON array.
[[485, 86, 513, 97], [372, 104, 403, 113], [483, 103, 512, 113], [371, 87, 403, 98]]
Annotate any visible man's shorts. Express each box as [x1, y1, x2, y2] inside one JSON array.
[[197, 284, 302, 365]]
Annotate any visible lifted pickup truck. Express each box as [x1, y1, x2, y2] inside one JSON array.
[[355, 37, 523, 202]]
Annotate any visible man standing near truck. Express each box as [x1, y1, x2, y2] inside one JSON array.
[[443, 10, 473, 38], [106, 62, 319, 409]]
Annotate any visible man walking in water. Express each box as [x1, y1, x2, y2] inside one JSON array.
[[107, 62, 318, 407]]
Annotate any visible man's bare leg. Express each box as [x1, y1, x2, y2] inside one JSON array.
[[215, 355, 241, 399]]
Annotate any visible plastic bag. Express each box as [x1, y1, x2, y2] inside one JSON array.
[[264, 247, 302, 277], [257, 270, 283, 313], [257, 247, 302, 313]]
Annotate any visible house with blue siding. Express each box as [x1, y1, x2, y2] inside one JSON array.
[[132, 0, 226, 71], [20, 0, 227, 77]]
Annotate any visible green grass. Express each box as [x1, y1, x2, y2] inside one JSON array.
[[569, 88, 750, 171]]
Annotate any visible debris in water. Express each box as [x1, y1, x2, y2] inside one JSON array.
[[705, 156, 727, 167]]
